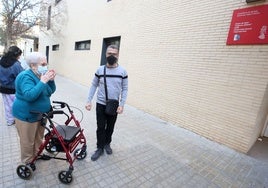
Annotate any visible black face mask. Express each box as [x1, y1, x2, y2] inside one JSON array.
[[106, 55, 117, 65]]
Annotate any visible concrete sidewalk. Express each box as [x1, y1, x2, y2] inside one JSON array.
[[1, 75, 268, 188]]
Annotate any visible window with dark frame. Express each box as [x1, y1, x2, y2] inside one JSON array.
[[52, 44, 59, 51], [47, 6, 51, 30], [75, 40, 91, 50]]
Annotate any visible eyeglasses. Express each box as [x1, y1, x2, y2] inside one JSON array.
[[40, 63, 47, 66]]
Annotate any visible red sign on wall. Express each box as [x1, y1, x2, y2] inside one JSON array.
[[226, 5, 268, 45]]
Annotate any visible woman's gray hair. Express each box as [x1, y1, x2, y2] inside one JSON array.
[[25, 52, 43, 65]]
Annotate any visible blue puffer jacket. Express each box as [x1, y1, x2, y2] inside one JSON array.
[[0, 57, 24, 94], [12, 69, 56, 122]]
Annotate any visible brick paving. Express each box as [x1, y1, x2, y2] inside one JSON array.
[[0, 75, 268, 188]]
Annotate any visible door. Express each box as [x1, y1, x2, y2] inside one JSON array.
[[46, 46, 49, 64]]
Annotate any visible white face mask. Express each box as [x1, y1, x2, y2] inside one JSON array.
[[37, 65, 48, 75]]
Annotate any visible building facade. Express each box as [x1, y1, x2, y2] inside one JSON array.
[[17, 36, 38, 57], [39, 0, 268, 153]]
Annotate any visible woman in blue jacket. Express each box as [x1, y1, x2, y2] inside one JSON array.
[[0, 46, 23, 126], [13, 52, 56, 170]]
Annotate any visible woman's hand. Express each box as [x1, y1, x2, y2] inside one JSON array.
[[48, 70, 56, 81], [40, 70, 56, 83]]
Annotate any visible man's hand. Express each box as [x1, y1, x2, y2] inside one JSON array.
[[117, 106, 124, 114], [85, 102, 92, 111]]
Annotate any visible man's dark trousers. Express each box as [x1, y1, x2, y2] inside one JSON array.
[[96, 103, 117, 149]]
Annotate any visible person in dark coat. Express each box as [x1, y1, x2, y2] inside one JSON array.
[[0, 46, 23, 126]]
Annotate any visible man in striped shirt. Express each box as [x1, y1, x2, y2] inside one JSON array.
[[86, 45, 128, 161]]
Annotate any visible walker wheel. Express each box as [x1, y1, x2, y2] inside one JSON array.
[[16, 164, 32, 180], [45, 134, 56, 153], [74, 148, 87, 160], [45, 143, 56, 153], [58, 170, 73, 184]]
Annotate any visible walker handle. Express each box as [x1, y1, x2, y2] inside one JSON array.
[[52, 101, 72, 113], [52, 101, 66, 108]]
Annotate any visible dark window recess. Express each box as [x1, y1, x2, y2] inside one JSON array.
[[55, 0, 62, 4], [52, 44, 59, 51], [246, 0, 263, 3], [75, 40, 91, 50], [47, 6, 51, 30]]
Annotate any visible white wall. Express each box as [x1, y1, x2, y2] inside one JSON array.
[[39, 0, 268, 153]]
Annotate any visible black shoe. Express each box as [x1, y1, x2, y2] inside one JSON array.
[[104, 144, 113, 155], [37, 154, 51, 160], [91, 148, 103, 161]]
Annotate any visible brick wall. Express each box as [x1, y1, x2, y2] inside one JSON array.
[[39, 0, 268, 153]]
